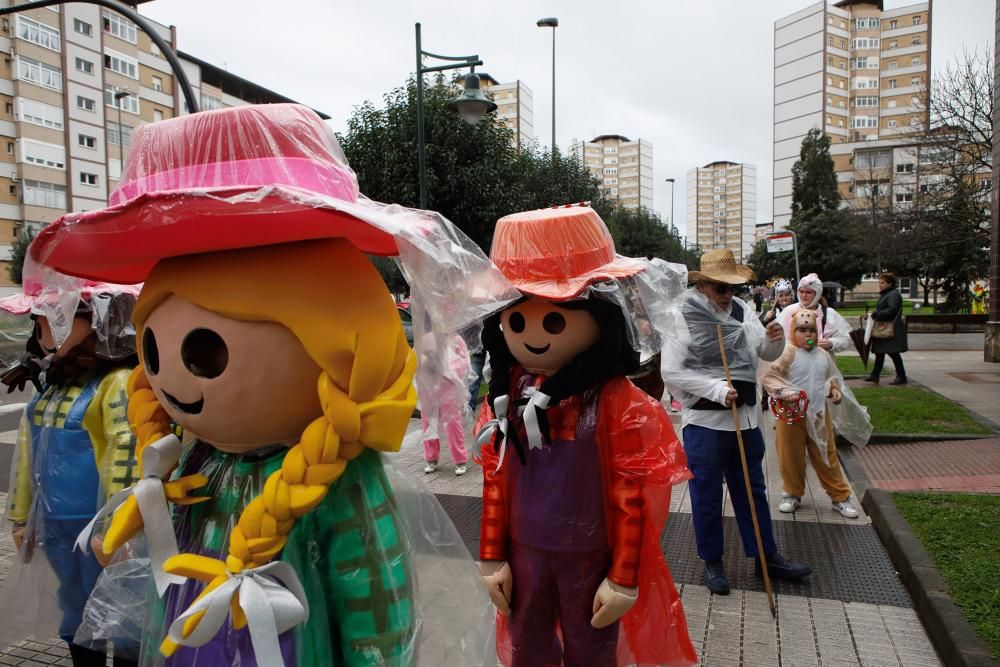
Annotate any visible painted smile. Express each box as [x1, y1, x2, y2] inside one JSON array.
[[524, 343, 551, 355], [163, 390, 205, 415]]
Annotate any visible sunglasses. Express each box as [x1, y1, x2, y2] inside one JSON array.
[[710, 283, 735, 295]]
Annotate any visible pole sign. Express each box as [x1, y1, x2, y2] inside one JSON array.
[[766, 232, 795, 253]]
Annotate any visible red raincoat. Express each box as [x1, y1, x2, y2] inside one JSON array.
[[476, 374, 698, 667]]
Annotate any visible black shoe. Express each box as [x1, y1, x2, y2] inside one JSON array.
[[754, 553, 811, 581], [863, 376, 879, 384], [890, 376, 908, 385], [703, 560, 730, 595]]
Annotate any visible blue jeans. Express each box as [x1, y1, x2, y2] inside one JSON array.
[[682, 424, 778, 562]]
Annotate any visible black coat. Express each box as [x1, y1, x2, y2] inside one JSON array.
[[871, 286, 908, 354]]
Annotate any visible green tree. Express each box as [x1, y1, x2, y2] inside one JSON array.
[[7, 231, 33, 284], [788, 208, 871, 290], [369, 255, 409, 297], [338, 76, 603, 251], [745, 239, 793, 284], [791, 128, 841, 221], [604, 206, 690, 263]]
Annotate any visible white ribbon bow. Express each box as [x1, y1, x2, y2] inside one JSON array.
[[166, 561, 309, 667], [519, 387, 551, 451], [75, 434, 185, 595], [473, 394, 509, 474]]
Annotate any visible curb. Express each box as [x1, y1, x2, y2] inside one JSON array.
[[866, 432, 996, 444], [862, 489, 999, 667]]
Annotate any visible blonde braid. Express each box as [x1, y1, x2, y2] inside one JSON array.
[[162, 342, 416, 652]]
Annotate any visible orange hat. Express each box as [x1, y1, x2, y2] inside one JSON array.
[[489, 206, 644, 301]]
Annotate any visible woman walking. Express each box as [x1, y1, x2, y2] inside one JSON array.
[[866, 272, 908, 385]]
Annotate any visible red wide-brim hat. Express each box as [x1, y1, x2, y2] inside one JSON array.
[[490, 205, 645, 301], [29, 104, 402, 284]]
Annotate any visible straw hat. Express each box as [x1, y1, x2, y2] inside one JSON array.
[[688, 249, 756, 285]]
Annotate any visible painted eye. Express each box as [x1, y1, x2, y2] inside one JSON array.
[[181, 328, 229, 379], [508, 311, 526, 334], [143, 328, 160, 375], [543, 312, 566, 335]]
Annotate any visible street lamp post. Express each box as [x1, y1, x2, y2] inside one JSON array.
[[665, 177, 676, 234], [113, 90, 131, 182], [536, 18, 558, 156], [414, 22, 495, 209]]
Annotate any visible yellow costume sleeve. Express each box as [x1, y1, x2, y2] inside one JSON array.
[[5, 413, 33, 524], [83, 368, 141, 500]]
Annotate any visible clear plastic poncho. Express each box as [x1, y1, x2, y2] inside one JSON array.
[[762, 345, 872, 463]]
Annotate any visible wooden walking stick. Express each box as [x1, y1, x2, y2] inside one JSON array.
[[716, 324, 777, 617]]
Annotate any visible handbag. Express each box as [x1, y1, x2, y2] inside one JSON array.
[[872, 320, 895, 339]]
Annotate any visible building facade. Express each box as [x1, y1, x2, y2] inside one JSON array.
[[0, 0, 324, 286], [573, 134, 653, 210], [686, 161, 757, 261], [773, 0, 931, 229], [480, 74, 533, 151]]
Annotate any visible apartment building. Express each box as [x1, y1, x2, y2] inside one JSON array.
[[773, 0, 931, 229], [479, 73, 533, 151], [0, 0, 325, 286], [573, 134, 653, 210], [686, 161, 757, 261]]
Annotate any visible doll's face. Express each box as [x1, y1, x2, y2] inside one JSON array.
[[140, 294, 322, 452], [36, 315, 93, 358], [793, 326, 817, 351], [500, 297, 600, 376]]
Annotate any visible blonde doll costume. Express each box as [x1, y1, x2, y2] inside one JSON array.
[[762, 310, 871, 517], [28, 104, 506, 666]]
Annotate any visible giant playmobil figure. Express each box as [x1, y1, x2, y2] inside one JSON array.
[[29, 104, 497, 666], [475, 206, 696, 667], [0, 258, 140, 667]]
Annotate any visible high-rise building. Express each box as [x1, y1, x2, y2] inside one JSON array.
[[573, 134, 653, 210], [479, 74, 533, 151], [686, 161, 757, 261], [0, 1, 325, 286], [773, 0, 931, 229]]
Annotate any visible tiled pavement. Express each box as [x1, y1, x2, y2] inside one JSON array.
[[0, 410, 942, 666]]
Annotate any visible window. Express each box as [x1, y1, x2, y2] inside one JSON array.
[[888, 119, 898, 128], [888, 60, 898, 69], [14, 98, 63, 130], [200, 93, 223, 110], [76, 95, 95, 112], [853, 17, 880, 29], [74, 57, 94, 74], [4, 102, 12, 115], [854, 96, 879, 108], [851, 38, 879, 50], [850, 57, 878, 70], [888, 100, 897, 108], [18, 139, 65, 170], [888, 79, 897, 89], [104, 49, 138, 79], [895, 192, 913, 203], [912, 76, 921, 86], [912, 57, 921, 66], [912, 37, 921, 46], [896, 163, 914, 173], [850, 116, 879, 129], [827, 76, 833, 85], [889, 40, 898, 50], [70, 18, 93, 39], [6, 142, 13, 155], [103, 12, 137, 43], [79, 172, 98, 186], [22, 179, 67, 209], [828, 36, 834, 46], [16, 56, 62, 91], [78, 134, 96, 149], [105, 87, 139, 114], [153, 109, 163, 122], [16, 16, 60, 51], [912, 16, 921, 26], [152, 75, 163, 92], [106, 121, 133, 146], [889, 19, 898, 29]]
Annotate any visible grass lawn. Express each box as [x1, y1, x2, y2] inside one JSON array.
[[852, 386, 991, 435], [892, 493, 1000, 659], [836, 355, 887, 377]]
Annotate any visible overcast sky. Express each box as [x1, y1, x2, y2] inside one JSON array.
[[142, 0, 993, 231]]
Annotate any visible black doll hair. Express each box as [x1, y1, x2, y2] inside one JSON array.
[[483, 293, 640, 417]]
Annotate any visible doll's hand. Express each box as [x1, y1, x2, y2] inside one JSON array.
[[11, 523, 25, 550], [591, 578, 638, 628], [480, 560, 512, 615], [830, 388, 843, 405]]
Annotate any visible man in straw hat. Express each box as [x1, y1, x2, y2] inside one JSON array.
[[661, 249, 811, 595]]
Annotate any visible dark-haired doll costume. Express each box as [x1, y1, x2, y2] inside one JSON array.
[[476, 370, 695, 667]]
